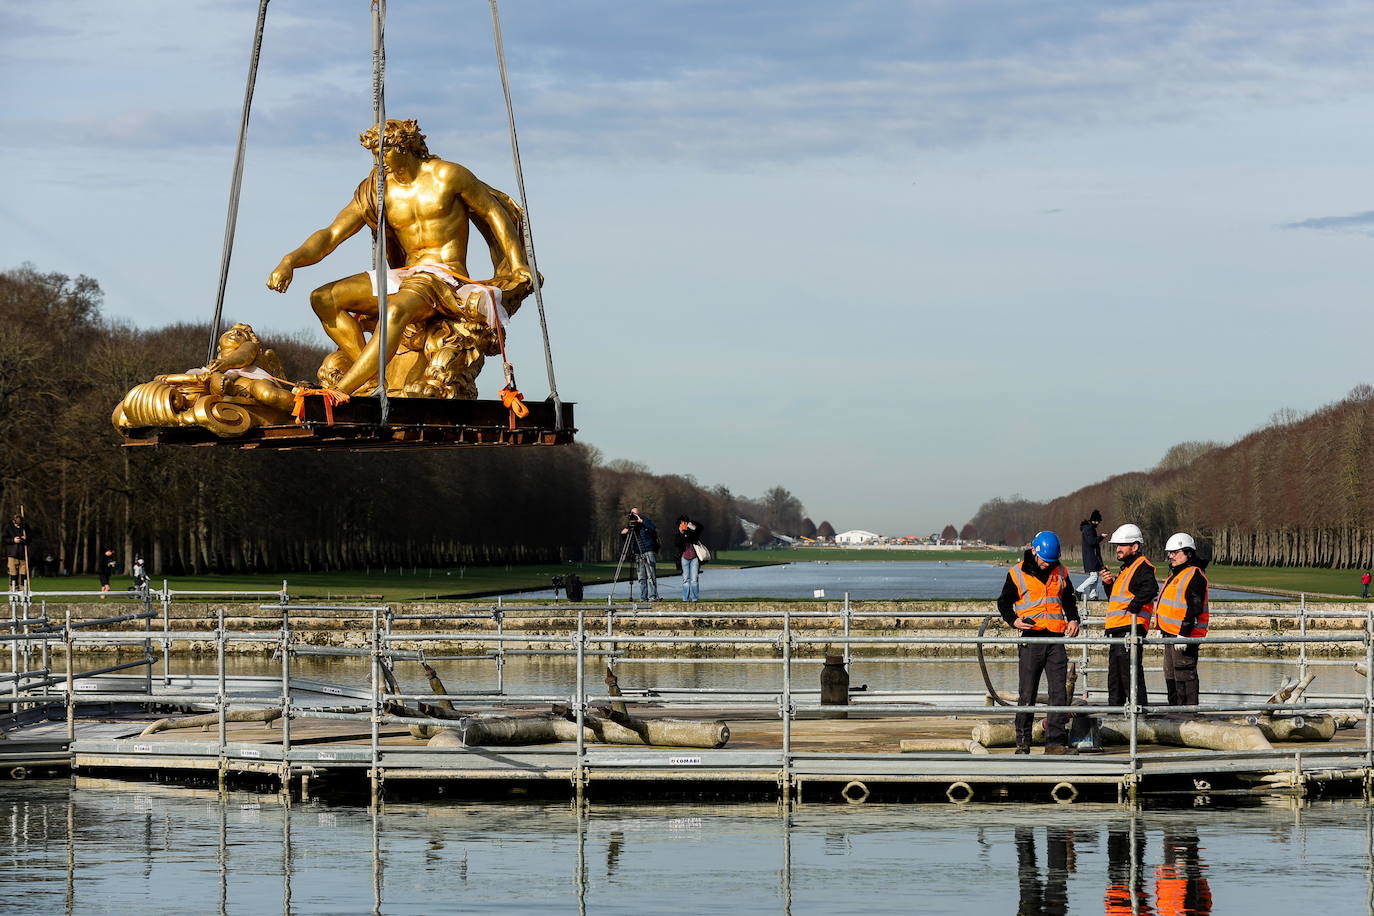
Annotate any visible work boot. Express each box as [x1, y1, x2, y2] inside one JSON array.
[[1014, 745, 1030, 755], [1043, 745, 1071, 755]]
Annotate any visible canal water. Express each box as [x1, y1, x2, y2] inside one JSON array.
[[1, 780, 1369, 915], [511, 561, 1266, 601], [194, 655, 1367, 707]]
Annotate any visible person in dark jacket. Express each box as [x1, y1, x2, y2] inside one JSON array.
[[619, 508, 659, 601], [98, 547, 117, 598], [674, 516, 705, 602], [1077, 509, 1106, 601], [1158, 533, 1209, 707], [997, 531, 1081, 754], [5, 514, 30, 591], [1100, 524, 1158, 708]]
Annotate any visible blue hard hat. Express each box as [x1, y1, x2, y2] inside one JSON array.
[[1031, 530, 1061, 562]]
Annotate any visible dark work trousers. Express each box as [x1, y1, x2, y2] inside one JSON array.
[[1163, 641, 1201, 706], [1016, 636, 1068, 747], [1105, 624, 1149, 708]]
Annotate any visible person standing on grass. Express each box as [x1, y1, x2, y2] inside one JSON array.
[[98, 547, 117, 598], [1362, 570, 1370, 599], [620, 508, 660, 601], [675, 516, 705, 603], [5, 514, 30, 592]]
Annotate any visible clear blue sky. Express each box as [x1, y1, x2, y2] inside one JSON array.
[[4, 1, 1372, 535]]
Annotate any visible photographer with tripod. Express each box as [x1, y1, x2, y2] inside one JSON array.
[[619, 508, 661, 601]]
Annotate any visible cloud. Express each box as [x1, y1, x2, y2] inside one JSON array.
[[10, 0, 1374, 166], [1280, 211, 1374, 236]]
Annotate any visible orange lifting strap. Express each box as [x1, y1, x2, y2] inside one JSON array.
[[292, 388, 351, 424]]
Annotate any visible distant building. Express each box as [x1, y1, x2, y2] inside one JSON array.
[[834, 529, 881, 545]]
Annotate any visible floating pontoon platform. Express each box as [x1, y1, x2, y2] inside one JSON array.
[[4, 679, 1367, 804]]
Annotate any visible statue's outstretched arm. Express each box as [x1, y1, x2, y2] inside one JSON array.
[[267, 201, 367, 293]]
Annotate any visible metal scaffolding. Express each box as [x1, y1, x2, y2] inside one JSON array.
[[3, 587, 1373, 801]]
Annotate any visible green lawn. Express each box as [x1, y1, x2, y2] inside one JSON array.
[[1207, 565, 1369, 598], [19, 553, 1368, 602], [21, 564, 634, 602]]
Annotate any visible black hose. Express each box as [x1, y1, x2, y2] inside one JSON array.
[[977, 614, 1013, 707]]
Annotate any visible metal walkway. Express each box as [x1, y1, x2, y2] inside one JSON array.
[[3, 587, 1372, 802]]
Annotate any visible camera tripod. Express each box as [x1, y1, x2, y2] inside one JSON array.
[[609, 518, 655, 603]]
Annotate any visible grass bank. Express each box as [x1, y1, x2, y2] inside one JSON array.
[[1207, 565, 1369, 599], [22, 551, 1369, 602], [18, 565, 621, 602], [21, 556, 765, 603]]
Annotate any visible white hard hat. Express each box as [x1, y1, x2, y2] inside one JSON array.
[[1109, 523, 1144, 545], [1165, 532, 1196, 552]]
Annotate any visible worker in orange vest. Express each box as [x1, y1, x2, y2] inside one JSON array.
[[1099, 524, 1158, 708], [997, 531, 1081, 754], [1158, 532, 1209, 707]]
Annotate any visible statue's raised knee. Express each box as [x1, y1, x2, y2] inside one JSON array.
[[309, 285, 335, 318]]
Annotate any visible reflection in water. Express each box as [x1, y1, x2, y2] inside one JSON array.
[[606, 830, 625, 877], [1155, 828, 1211, 916], [1016, 826, 1074, 916], [0, 783, 1370, 915], [1105, 815, 1150, 916]]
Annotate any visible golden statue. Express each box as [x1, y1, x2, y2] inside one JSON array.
[[113, 324, 297, 437], [267, 118, 535, 399]]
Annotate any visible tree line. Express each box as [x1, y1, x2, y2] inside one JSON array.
[[966, 385, 1374, 568], [0, 265, 814, 575]]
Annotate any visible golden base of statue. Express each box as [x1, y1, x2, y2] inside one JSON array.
[[113, 323, 298, 438]]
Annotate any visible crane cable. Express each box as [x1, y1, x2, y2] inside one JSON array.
[[206, 0, 271, 364], [488, 0, 564, 431]]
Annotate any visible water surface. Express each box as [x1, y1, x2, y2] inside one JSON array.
[[512, 561, 1265, 602], [1, 780, 1369, 915]]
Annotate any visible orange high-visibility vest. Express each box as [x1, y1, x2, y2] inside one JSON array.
[[1157, 566, 1208, 637], [1105, 555, 1155, 630], [1008, 563, 1068, 633]]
